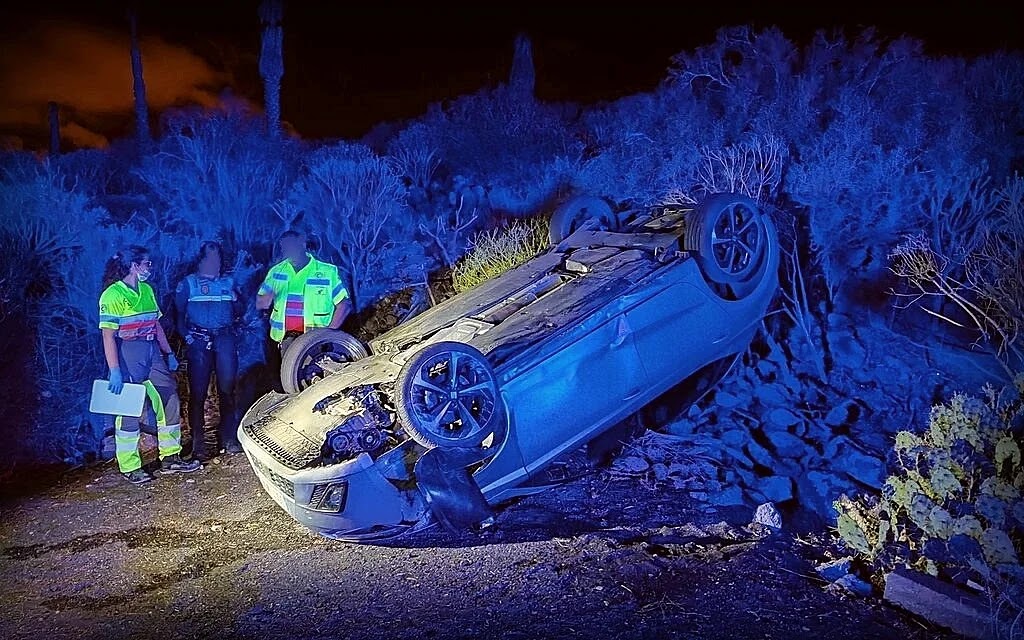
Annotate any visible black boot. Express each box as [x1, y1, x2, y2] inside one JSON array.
[[190, 426, 215, 461]]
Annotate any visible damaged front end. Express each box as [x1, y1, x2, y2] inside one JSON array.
[[238, 362, 432, 541], [239, 354, 499, 541]]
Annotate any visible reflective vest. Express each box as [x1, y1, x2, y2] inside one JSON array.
[[258, 253, 349, 342], [178, 274, 236, 330], [99, 281, 162, 340]]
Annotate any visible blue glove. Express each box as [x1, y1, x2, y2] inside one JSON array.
[[108, 368, 124, 394], [166, 353, 179, 372]]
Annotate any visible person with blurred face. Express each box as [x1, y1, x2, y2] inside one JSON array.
[[99, 246, 200, 484], [256, 229, 352, 354], [175, 241, 243, 460]]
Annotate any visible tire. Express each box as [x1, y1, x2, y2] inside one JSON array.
[[548, 195, 616, 244], [395, 342, 506, 449], [280, 329, 369, 394], [685, 193, 768, 287]]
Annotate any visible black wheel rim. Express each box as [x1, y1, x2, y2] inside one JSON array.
[[296, 342, 356, 390], [710, 202, 763, 277], [407, 350, 497, 442]]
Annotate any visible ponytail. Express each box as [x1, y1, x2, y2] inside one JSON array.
[[102, 245, 149, 289]]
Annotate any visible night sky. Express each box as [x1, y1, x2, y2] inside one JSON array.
[[1, 1, 1021, 150]]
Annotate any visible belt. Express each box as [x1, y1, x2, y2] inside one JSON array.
[[189, 325, 232, 337]]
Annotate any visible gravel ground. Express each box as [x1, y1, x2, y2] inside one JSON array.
[[0, 453, 961, 640]]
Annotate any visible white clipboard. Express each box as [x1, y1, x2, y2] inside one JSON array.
[[89, 379, 147, 417]]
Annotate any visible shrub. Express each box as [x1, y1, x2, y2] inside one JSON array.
[[451, 217, 549, 294]]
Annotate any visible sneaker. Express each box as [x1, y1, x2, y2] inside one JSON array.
[[159, 454, 202, 474], [122, 469, 153, 485]]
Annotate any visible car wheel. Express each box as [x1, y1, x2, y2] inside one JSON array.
[[549, 195, 617, 244], [686, 193, 768, 286], [280, 329, 369, 394], [395, 341, 506, 449]]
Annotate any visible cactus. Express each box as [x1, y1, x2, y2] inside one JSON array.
[[834, 374, 1023, 616], [980, 529, 1019, 565]]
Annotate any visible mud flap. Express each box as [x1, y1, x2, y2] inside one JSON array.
[[414, 446, 494, 532]]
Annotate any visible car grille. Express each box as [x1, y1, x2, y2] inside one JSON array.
[[250, 455, 295, 499], [243, 415, 321, 470]]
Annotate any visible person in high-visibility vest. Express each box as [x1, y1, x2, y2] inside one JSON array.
[[256, 229, 352, 351], [100, 245, 201, 484], [175, 240, 243, 460]]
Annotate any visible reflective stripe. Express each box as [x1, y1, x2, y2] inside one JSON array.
[[307, 278, 331, 285], [188, 294, 234, 302], [114, 415, 143, 473], [272, 273, 289, 281], [332, 283, 346, 299], [157, 423, 182, 458]]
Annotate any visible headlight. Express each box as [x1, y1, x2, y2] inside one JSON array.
[[309, 482, 348, 513]]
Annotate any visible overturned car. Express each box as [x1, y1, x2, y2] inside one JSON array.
[[238, 192, 780, 541]]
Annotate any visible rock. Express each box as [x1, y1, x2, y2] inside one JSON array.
[[795, 470, 847, 518], [815, 557, 853, 582], [841, 448, 886, 489], [829, 330, 868, 369], [617, 456, 649, 473], [745, 439, 775, 468], [723, 446, 753, 468], [100, 435, 116, 461], [714, 391, 744, 409], [734, 466, 757, 488], [883, 568, 990, 639], [755, 360, 777, 379], [765, 430, 806, 459], [752, 502, 782, 529], [834, 573, 873, 597], [766, 408, 802, 429], [754, 384, 787, 407], [756, 476, 794, 503], [825, 400, 860, 428], [721, 428, 749, 448], [709, 485, 746, 506]]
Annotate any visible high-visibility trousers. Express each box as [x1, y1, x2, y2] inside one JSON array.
[[113, 339, 182, 473]]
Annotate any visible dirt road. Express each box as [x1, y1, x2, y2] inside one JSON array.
[[0, 454, 956, 640]]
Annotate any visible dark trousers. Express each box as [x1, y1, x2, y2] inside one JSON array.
[[187, 331, 239, 452]]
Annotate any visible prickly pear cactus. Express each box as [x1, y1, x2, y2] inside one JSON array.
[[834, 373, 1023, 603]]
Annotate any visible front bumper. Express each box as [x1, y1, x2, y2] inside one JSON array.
[[238, 426, 424, 539]]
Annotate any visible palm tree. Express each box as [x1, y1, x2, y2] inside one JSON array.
[[510, 33, 535, 102], [128, 7, 151, 149], [259, 0, 284, 138]]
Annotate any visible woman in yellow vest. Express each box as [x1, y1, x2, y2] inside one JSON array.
[[99, 246, 200, 484]]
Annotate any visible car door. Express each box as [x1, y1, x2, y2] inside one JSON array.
[[624, 262, 730, 394], [502, 311, 647, 474]]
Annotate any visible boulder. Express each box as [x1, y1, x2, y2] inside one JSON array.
[[766, 407, 802, 429], [720, 428, 750, 448], [752, 502, 783, 529], [714, 390, 745, 409], [840, 448, 886, 489], [815, 557, 853, 582], [744, 439, 775, 468], [825, 400, 860, 428], [709, 485, 746, 506], [765, 430, 806, 459], [756, 475, 794, 503], [795, 470, 847, 518], [833, 573, 873, 597], [754, 384, 787, 407]]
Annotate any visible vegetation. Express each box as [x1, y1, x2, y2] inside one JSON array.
[[0, 26, 1021, 486], [835, 375, 1024, 636], [451, 217, 549, 294]]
